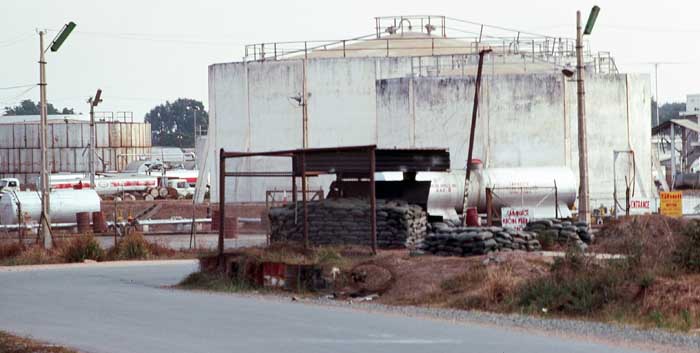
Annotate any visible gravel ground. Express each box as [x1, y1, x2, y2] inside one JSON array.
[[200, 289, 700, 353], [306, 299, 700, 353]]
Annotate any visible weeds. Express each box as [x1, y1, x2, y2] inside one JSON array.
[[673, 221, 700, 272], [60, 234, 104, 263], [109, 233, 151, 260], [178, 271, 253, 292]]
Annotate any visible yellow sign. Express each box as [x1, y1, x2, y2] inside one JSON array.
[[660, 191, 683, 217]]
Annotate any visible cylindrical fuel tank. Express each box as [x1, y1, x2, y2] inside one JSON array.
[[0, 189, 101, 225], [415, 167, 578, 218]]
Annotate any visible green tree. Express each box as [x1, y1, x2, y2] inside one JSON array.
[[144, 98, 208, 147], [651, 99, 686, 127], [3, 99, 74, 116]]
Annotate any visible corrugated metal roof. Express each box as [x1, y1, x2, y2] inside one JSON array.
[[222, 146, 450, 176]]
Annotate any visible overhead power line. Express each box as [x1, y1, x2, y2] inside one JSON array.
[[0, 85, 38, 106], [46, 28, 247, 46], [0, 83, 36, 90]]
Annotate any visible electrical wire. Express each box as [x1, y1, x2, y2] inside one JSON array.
[[46, 28, 247, 47], [0, 32, 33, 48], [0, 83, 36, 90], [0, 85, 38, 106]]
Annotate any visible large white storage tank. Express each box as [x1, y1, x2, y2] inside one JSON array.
[[0, 190, 101, 225], [207, 14, 652, 211]]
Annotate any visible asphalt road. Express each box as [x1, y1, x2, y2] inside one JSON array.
[[0, 261, 654, 353]]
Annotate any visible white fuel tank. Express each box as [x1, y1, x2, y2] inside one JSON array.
[[415, 167, 577, 219], [0, 189, 101, 225]]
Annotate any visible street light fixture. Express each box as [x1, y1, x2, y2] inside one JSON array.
[[38, 22, 76, 249], [575, 6, 599, 223]]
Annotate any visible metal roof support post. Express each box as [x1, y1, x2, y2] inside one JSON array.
[[369, 147, 377, 254], [671, 124, 676, 188], [218, 148, 225, 265], [301, 152, 308, 249], [292, 157, 298, 224]]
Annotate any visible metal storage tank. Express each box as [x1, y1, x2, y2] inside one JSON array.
[[0, 189, 101, 225], [206, 15, 652, 212], [0, 113, 151, 187], [415, 167, 577, 219]]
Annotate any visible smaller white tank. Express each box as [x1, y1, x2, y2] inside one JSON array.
[[415, 167, 578, 219], [0, 189, 101, 225]]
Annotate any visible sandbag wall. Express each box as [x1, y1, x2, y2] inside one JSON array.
[[524, 219, 593, 251], [268, 199, 427, 249], [420, 221, 542, 256]]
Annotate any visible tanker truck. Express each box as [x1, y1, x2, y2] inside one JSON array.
[[47, 174, 191, 200]]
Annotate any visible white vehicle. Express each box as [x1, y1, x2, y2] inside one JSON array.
[[0, 178, 20, 193], [167, 178, 194, 199]]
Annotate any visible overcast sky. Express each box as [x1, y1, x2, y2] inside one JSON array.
[[1, 0, 698, 120]]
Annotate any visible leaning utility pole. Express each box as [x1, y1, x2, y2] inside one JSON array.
[[462, 49, 492, 226], [575, 6, 600, 223], [88, 89, 103, 189], [38, 30, 52, 249]]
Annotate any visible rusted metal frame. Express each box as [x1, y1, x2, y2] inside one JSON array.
[[221, 145, 377, 159], [369, 147, 377, 254], [218, 148, 225, 263]]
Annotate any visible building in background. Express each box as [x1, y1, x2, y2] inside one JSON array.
[[0, 112, 151, 187], [205, 15, 652, 212]]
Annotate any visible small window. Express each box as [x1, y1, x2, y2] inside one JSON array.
[[8, 181, 17, 187]]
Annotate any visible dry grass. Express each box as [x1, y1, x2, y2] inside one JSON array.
[[0, 331, 78, 353], [0, 233, 202, 266]]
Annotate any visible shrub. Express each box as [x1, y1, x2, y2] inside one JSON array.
[[0, 242, 24, 259], [61, 234, 104, 263], [518, 249, 627, 315], [673, 221, 700, 272], [111, 232, 151, 260]]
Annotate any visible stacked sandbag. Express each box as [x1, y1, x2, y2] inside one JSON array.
[[420, 222, 541, 256], [524, 219, 593, 251], [268, 198, 427, 249]]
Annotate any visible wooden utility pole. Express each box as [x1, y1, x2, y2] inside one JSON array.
[[461, 49, 492, 226]]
